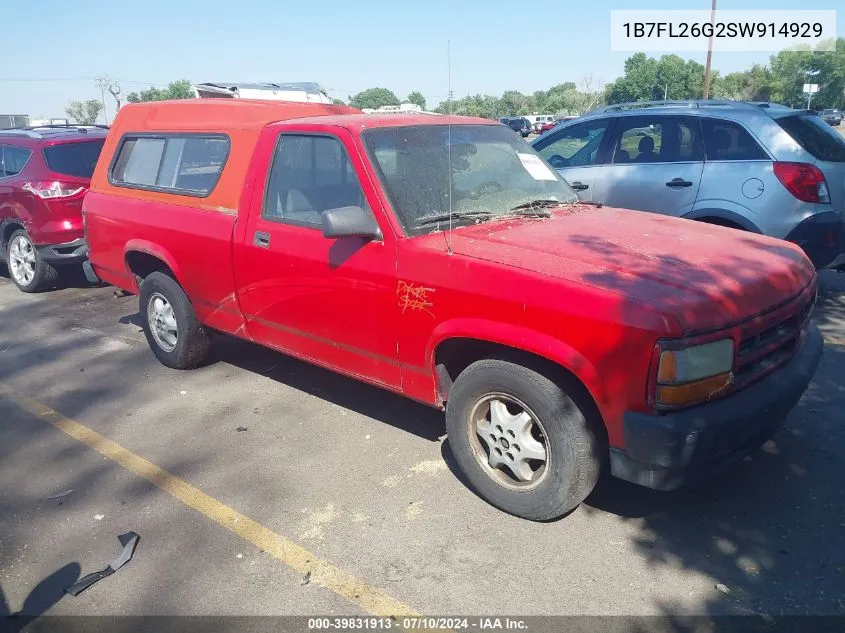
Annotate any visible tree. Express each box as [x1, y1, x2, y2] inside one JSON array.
[[574, 74, 605, 113], [714, 65, 773, 101], [331, 98, 346, 105], [498, 90, 534, 116], [406, 91, 426, 110], [126, 80, 195, 103], [65, 100, 103, 125], [538, 83, 581, 115], [435, 94, 500, 118], [349, 88, 400, 110], [769, 39, 845, 108], [605, 53, 708, 104]]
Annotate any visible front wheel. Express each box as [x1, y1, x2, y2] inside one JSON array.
[[139, 271, 211, 369], [6, 230, 58, 293], [446, 359, 604, 521]]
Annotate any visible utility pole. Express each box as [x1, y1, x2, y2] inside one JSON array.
[[702, 0, 717, 99], [95, 77, 110, 125], [107, 80, 122, 113]]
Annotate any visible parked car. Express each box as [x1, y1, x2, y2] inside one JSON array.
[[820, 109, 842, 126], [499, 117, 532, 137], [1, 125, 108, 292], [539, 116, 578, 135], [532, 100, 845, 270], [84, 99, 822, 521], [538, 120, 560, 134]]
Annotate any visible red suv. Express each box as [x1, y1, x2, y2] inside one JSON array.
[[0, 126, 107, 292]]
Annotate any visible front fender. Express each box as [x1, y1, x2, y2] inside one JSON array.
[[427, 317, 604, 410], [122, 239, 183, 293]]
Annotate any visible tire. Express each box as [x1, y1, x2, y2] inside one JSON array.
[[445, 359, 603, 521], [697, 217, 745, 231], [5, 230, 58, 293], [139, 271, 211, 369]]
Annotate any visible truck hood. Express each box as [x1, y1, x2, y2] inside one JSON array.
[[448, 205, 815, 332]]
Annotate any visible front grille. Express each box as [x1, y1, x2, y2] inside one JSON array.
[[734, 293, 814, 388]]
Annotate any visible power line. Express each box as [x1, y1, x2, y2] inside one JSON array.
[[0, 77, 159, 86], [0, 77, 98, 82]]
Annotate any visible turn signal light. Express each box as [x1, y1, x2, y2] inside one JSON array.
[[655, 372, 732, 407]]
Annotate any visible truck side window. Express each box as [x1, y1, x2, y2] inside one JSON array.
[[110, 134, 229, 197], [263, 134, 368, 228]]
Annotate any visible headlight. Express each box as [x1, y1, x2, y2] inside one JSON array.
[[655, 339, 734, 407]]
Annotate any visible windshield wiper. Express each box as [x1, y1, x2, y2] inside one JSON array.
[[415, 210, 495, 227], [509, 199, 566, 214]]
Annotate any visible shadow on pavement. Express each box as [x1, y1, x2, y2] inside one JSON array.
[[0, 562, 80, 630], [208, 334, 446, 442]]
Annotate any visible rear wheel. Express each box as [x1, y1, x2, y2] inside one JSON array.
[[139, 271, 211, 369], [6, 230, 58, 293], [445, 359, 604, 521]]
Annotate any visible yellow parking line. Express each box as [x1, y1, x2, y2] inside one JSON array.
[[0, 383, 419, 618]]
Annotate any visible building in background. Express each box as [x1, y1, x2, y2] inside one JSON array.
[[0, 114, 30, 129], [29, 118, 71, 127]]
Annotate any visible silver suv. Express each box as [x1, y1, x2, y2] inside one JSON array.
[[532, 100, 845, 269]]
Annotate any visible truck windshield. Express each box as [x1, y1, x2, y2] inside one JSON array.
[[362, 124, 579, 235]]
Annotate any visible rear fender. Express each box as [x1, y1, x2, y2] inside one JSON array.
[[122, 240, 183, 293], [683, 207, 762, 232]]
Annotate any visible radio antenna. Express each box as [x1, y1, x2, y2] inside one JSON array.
[[445, 39, 454, 255]]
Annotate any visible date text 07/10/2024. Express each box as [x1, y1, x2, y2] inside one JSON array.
[[307, 617, 528, 630]]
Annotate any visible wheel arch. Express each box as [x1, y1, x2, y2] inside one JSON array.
[[1, 219, 26, 250], [682, 208, 762, 233], [428, 319, 606, 423], [123, 240, 182, 293]]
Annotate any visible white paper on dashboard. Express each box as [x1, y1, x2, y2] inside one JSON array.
[[517, 153, 557, 181]]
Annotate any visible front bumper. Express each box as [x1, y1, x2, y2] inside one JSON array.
[[36, 238, 89, 265], [609, 325, 823, 491], [784, 211, 845, 269]]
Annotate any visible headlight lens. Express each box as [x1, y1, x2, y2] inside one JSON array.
[[655, 339, 735, 407], [657, 339, 734, 384]]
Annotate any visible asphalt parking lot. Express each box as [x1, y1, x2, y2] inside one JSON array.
[[1, 265, 844, 622]]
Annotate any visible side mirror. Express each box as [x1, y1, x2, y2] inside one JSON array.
[[321, 206, 382, 240]]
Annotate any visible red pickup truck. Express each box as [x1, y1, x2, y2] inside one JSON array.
[[84, 99, 823, 520]]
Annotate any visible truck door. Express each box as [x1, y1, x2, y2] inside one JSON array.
[[234, 126, 401, 390]]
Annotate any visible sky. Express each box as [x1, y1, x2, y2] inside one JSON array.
[[2, 0, 842, 123]]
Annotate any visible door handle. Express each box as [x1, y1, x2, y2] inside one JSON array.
[[254, 231, 271, 247], [570, 181, 589, 191], [666, 178, 693, 188]]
